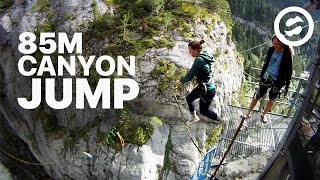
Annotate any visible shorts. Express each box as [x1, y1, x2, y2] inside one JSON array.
[[254, 78, 280, 101]]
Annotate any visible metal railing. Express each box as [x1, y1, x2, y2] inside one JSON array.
[[258, 38, 320, 180], [213, 106, 292, 163]]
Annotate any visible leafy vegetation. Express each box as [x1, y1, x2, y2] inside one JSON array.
[[214, 48, 222, 59], [75, 0, 235, 88], [238, 79, 251, 107], [0, 0, 13, 9], [205, 125, 222, 148], [31, 0, 50, 12], [64, 116, 103, 149], [32, 0, 57, 35], [204, 0, 233, 33], [151, 59, 187, 92], [32, 107, 67, 139], [82, 0, 233, 58], [163, 131, 173, 171], [35, 19, 57, 34], [63, 12, 76, 21], [151, 116, 163, 126], [141, 0, 166, 14], [98, 107, 154, 151]]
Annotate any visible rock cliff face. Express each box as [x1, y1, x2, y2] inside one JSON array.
[[0, 0, 242, 179]]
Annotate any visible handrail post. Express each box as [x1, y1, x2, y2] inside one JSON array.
[[287, 78, 303, 117]]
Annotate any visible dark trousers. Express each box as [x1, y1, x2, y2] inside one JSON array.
[[186, 87, 218, 120]]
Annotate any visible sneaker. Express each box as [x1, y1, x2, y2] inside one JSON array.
[[191, 111, 200, 122], [212, 116, 224, 124], [186, 111, 200, 125], [260, 115, 267, 123]]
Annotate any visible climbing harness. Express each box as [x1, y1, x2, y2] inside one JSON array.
[[200, 89, 215, 104]]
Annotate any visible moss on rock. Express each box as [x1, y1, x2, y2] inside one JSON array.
[[205, 125, 222, 148], [32, 107, 67, 139], [151, 59, 187, 92], [98, 107, 154, 151], [0, 0, 13, 9]]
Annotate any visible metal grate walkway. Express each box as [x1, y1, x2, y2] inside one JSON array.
[[213, 106, 292, 162]]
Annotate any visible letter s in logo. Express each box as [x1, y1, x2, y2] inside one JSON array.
[[284, 16, 304, 37]]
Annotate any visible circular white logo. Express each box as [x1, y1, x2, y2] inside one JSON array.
[[274, 6, 314, 47]]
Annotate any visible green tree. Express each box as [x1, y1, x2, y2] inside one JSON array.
[[121, 12, 132, 39], [141, 0, 165, 14], [204, 0, 233, 31]]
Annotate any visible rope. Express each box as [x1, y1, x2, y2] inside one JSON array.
[[240, 42, 269, 53], [0, 148, 53, 166], [301, 19, 320, 29], [0, 147, 91, 166], [243, 71, 260, 81], [172, 89, 204, 155]]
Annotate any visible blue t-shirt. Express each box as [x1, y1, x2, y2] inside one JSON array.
[[264, 50, 284, 80]]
